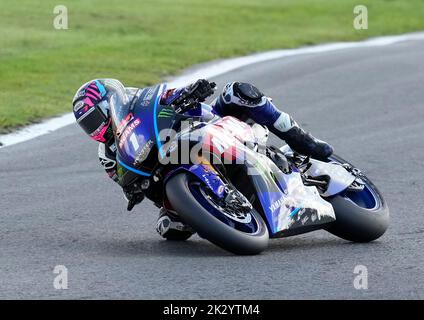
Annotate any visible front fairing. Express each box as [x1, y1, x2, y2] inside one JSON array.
[[112, 83, 175, 178]]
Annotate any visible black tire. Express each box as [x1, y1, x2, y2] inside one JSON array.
[[166, 173, 269, 255], [325, 155, 389, 242]]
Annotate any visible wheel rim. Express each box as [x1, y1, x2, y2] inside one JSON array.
[[342, 180, 381, 210], [188, 182, 261, 235], [199, 186, 253, 223], [328, 156, 382, 211]]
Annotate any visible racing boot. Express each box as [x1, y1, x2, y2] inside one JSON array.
[[272, 111, 333, 161], [281, 124, 334, 161], [156, 208, 195, 241]]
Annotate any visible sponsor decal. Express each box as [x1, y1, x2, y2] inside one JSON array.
[[119, 118, 141, 148], [89, 121, 107, 138], [269, 197, 285, 212], [74, 89, 86, 101], [202, 173, 213, 190], [201, 171, 222, 193], [109, 142, 117, 152], [158, 108, 174, 118], [301, 213, 310, 225], [141, 87, 155, 106], [116, 113, 134, 136], [73, 100, 85, 112], [134, 139, 154, 164], [117, 165, 125, 177]]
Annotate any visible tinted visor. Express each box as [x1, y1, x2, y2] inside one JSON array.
[[77, 105, 108, 136]]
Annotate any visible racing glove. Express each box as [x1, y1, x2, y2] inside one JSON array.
[[123, 184, 145, 211], [172, 79, 216, 106]]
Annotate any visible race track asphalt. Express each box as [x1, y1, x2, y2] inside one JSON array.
[[1, 38, 423, 299]]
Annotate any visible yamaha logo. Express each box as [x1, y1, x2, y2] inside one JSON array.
[[269, 197, 285, 212]]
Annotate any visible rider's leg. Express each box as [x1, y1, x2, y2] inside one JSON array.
[[156, 208, 195, 241], [211, 82, 333, 160]]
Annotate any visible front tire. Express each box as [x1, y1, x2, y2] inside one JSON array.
[[166, 173, 269, 255], [325, 155, 389, 242]]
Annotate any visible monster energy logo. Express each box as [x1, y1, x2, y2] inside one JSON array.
[[117, 165, 125, 177], [158, 108, 174, 118]]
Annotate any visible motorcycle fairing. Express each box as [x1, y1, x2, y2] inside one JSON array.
[[305, 159, 356, 197], [245, 152, 336, 236], [178, 117, 336, 236], [164, 163, 226, 199], [279, 145, 356, 197], [113, 83, 173, 175]]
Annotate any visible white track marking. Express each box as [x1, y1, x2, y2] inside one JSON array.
[[1, 32, 424, 148], [0, 113, 75, 147]]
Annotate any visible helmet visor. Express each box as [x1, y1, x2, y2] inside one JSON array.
[[77, 105, 108, 136]]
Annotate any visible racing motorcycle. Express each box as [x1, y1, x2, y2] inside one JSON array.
[[112, 82, 389, 255]]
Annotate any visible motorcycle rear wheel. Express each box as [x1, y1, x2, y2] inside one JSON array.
[[325, 155, 389, 242]]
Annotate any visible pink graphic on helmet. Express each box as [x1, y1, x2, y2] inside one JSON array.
[[83, 97, 95, 107], [85, 92, 100, 101], [86, 87, 101, 99]]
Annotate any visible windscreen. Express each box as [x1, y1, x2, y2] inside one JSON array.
[[100, 79, 130, 131]]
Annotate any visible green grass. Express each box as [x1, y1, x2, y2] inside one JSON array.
[[0, 0, 423, 132]]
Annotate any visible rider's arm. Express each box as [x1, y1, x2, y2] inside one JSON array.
[[98, 143, 119, 184], [98, 143, 144, 210]]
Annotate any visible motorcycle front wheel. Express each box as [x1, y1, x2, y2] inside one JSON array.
[[166, 173, 269, 255]]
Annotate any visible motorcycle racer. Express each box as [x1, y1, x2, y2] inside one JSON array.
[[72, 78, 333, 240]]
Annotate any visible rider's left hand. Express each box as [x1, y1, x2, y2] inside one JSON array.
[[174, 79, 216, 106]]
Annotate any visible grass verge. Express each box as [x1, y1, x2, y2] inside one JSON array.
[[1, 0, 423, 132]]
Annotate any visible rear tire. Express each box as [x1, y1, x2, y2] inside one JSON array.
[[325, 155, 389, 242], [166, 173, 269, 255]]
